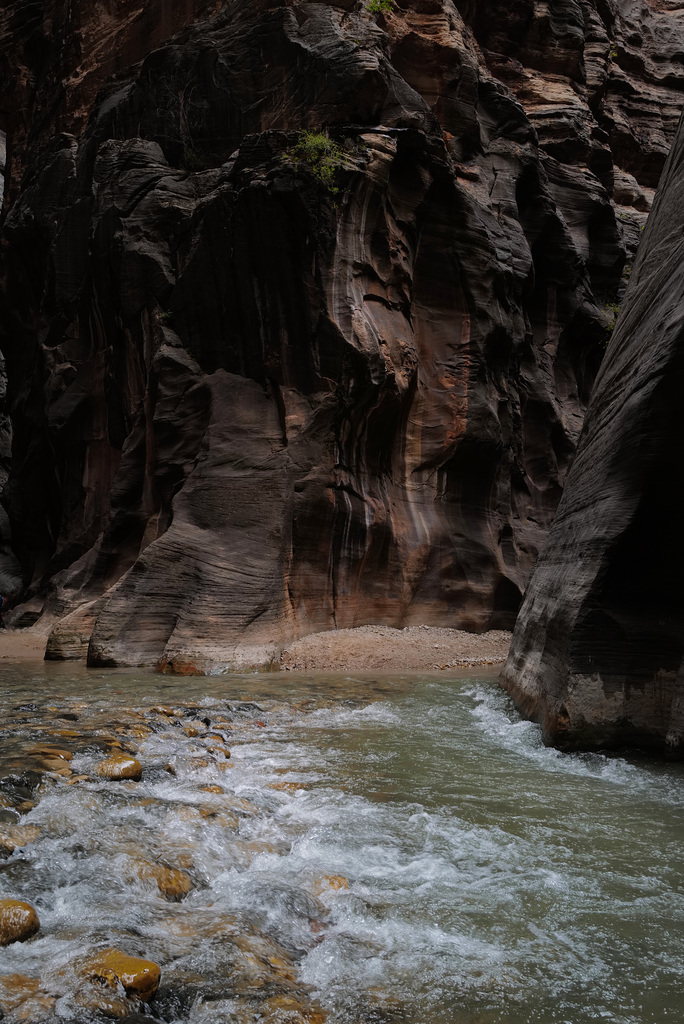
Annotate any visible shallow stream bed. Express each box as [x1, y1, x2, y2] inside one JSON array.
[[0, 662, 683, 1024]]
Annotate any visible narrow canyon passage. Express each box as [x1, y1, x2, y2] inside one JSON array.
[[1, 665, 683, 1024]]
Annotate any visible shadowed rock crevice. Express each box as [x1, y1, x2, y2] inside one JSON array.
[[501, 110, 684, 755]]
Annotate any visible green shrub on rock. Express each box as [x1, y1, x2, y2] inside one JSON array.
[[281, 131, 349, 194], [367, 0, 394, 14]]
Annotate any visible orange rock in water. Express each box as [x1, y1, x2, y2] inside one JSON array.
[[313, 875, 349, 894], [0, 825, 40, 854], [27, 744, 73, 761], [263, 994, 327, 1023], [42, 757, 72, 776], [136, 861, 192, 901], [80, 948, 161, 1001], [199, 807, 239, 829], [148, 704, 176, 716], [118, 724, 152, 740], [95, 754, 142, 781], [206, 744, 231, 759], [0, 900, 40, 946], [12, 992, 56, 1020], [0, 974, 40, 1014]]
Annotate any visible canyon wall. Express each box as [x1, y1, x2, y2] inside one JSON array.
[[501, 104, 684, 757], [1, 0, 683, 670]]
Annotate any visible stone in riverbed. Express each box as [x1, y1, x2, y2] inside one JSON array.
[[80, 949, 161, 1001], [135, 861, 192, 901], [205, 743, 231, 760], [313, 875, 349, 895], [10, 992, 56, 1019], [0, 975, 41, 1015], [95, 754, 143, 781], [262, 994, 327, 1023], [0, 899, 40, 946], [0, 824, 41, 853], [198, 807, 239, 829], [27, 744, 73, 761], [75, 985, 137, 1018]]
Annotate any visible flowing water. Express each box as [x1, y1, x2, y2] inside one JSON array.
[[1, 661, 683, 1024]]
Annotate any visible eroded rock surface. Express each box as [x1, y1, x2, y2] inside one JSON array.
[[501, 106, 684, 756], [1, 0, 684, 669]]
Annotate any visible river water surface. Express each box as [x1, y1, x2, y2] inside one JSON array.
[[0, 662, 683, 1024]]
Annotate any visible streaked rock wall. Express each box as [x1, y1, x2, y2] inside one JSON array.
[[1, 0, 683, 669], [501, 104, 684, 755]]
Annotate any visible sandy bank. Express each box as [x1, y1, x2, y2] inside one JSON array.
[[0, 628, 50, 661], [279, 625, 511, 672], [0, 624, 512, 672]]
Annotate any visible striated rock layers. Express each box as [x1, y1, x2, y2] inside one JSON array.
[[501, 105, 684, 757], [1, 0, 684, 670]]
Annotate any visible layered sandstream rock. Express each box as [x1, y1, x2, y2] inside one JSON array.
[[1, 0, 683, 669], [501, 103, 684, 757]]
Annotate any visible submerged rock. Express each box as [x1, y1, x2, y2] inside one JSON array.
[[312, 875, 349, 895], [0, 899, 40, 946], [262, 994, 327, 1023], [0, 975, 41, 1015], [80, 949, 161, 1002], [0, 824, 41, 853], [134, 860, 192, 901], [95, 755, 143, 781]]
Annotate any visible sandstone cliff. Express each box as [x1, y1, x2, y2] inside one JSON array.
[[1, 0, 683, 670], [501, 102, 684, 757]]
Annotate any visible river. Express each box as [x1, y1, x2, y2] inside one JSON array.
[[0, 661, 683, 1023]]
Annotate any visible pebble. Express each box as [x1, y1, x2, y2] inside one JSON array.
[[95, 754, 143, 781], [80, 948, 161, 1001], [0, 899, 40, 946]]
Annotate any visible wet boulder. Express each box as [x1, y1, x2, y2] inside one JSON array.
[[0, 899, 40, 946], [134, 860, 192, 901], [80, 948, 161, 1002], [95, 754, 143, 781]]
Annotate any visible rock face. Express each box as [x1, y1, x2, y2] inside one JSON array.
[[1, 0, 684, 669], [501, 106, 684, 757]]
